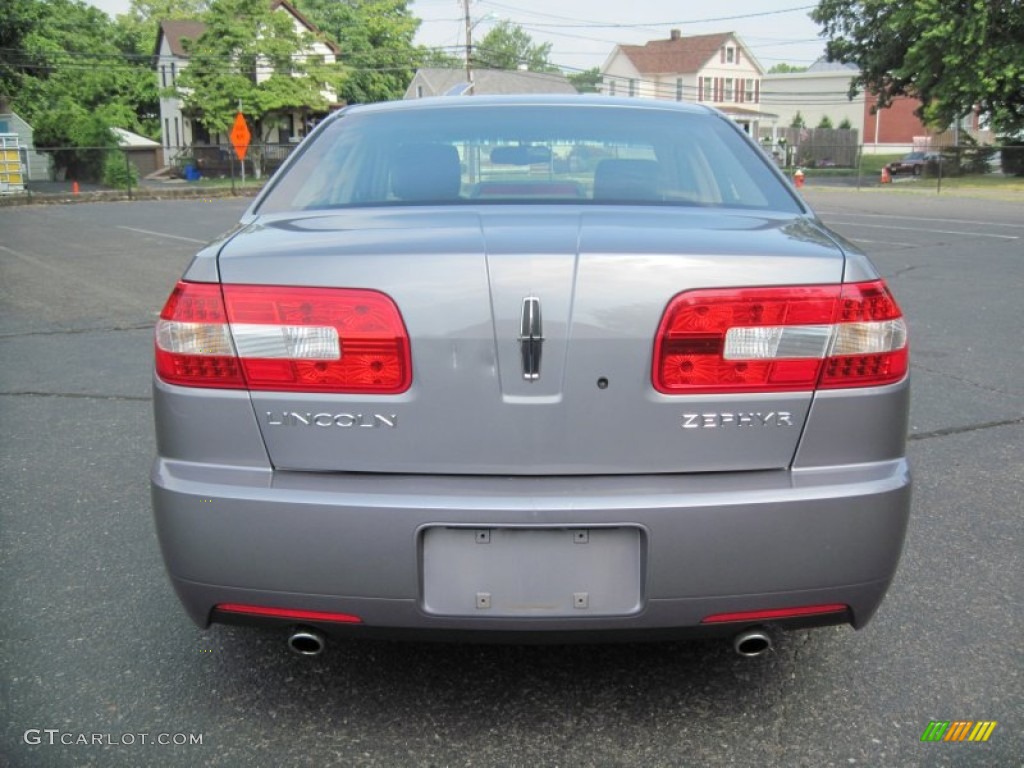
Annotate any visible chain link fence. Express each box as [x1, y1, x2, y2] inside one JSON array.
[[0, 143, 299, 202], [759, 140, 1024, 192]]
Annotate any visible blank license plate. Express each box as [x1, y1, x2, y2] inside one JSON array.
[[422, 527, 643, 617]]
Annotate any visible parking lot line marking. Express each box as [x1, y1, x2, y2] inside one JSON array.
[[0, 245, 148, 309], [818, 211, 1024, 229], [847, 237, 921, 246], [117, 226, 207, 244], [826, 221, 1019, 240]]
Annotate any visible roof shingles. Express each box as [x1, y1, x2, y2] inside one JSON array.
[[156, 1, 339, 58], [412, 68, 577, 97], [158, 20, 207, 57], [618, 32, 733, 75]]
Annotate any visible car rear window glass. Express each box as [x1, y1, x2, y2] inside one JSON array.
[[256, 104, 802, 214]]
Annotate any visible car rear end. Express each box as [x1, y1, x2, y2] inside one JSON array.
[[151, 97, 910, 652]]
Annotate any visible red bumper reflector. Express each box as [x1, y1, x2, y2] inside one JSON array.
[[216, 603, 363, 624], [701, 603, 848, 624]]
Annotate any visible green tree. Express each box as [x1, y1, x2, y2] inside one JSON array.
[[175, 0, 343, 141], [297, 0, 420, 104], [416, 47, 461, 69], [0, 0, 42, 103], [817, 114, 834, 129], [9, 0, 157, 177], [790, 111, 806, 128], [475, 20, 556, 72], [813, 0, 1024, 133], [567, 67, 601, 94], [838, 116, 853, 129], [768, 62, 807, 74]]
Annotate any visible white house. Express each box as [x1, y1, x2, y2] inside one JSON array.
[[761, 60, 934, 154], [760, 61, 863, 135], [154, 0, 339, 162], [600, 29, 773, 134]]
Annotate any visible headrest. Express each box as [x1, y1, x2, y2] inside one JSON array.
[[391, 143, 462, 201], [593, 159, 662, 201]]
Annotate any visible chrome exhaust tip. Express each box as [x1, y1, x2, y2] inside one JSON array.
[[288, 627, 325, 656], [733, 628, 773, 658]]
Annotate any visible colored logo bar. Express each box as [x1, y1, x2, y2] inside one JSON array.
[[921, 721, 997, 742]]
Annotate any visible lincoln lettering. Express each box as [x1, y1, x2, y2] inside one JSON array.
[[266, 412, 398, 428], [682, 412, 794, 429]]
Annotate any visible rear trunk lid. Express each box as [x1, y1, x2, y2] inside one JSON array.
[[217, 206, 845, 475]]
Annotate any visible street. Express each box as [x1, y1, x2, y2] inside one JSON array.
[[1, 191, 1021, 767]]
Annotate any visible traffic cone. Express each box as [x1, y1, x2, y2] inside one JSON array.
[[72, 180, 80, 195], [880, 167, 891, 184], [793, 169, 805, 189]]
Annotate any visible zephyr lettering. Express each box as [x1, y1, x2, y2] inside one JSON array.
[[265, 412, 398, 428], [682, 412, 794, 429]]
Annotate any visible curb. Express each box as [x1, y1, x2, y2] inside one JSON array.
[[0, 185, 264, 208]]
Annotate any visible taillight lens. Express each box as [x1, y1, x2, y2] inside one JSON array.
[[653, 280, 907, 394], [155, 281, 411, 393]]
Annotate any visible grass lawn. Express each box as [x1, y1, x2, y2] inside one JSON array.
[[189, 176, 267, 190]]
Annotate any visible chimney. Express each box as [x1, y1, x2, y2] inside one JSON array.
[[670, 29, 681, 41]]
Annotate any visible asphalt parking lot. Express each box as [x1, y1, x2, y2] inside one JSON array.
[[1, 191, 1021, 767]]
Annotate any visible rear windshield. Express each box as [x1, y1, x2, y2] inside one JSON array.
[[256, 104, 802, 214]]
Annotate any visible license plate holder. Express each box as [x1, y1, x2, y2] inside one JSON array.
[[421, 527, 643, 617]]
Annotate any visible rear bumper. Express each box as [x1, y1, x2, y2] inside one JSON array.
[[151, 457, 910, 637]]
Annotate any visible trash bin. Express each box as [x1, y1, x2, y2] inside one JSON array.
[[183, 164, 201, 181]]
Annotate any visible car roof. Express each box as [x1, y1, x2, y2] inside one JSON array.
[[335, 95, 718, 120]]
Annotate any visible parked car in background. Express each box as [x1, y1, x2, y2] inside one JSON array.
[[887, 151, 942, 176], [152, 96, 911, 658]]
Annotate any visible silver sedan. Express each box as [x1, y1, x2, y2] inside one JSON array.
[[152, 96, 910, 657]]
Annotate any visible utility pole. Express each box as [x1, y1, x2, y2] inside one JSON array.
[[463, 0, 473, 92]]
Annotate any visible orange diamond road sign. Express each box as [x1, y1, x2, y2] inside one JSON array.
[[230, 112, 251, 161]]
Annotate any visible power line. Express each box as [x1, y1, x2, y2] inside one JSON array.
[[475, 1, 819, 28], [477, 2, 817, 29]]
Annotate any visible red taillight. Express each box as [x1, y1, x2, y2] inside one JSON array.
[[653, 280, 907, 394], [155, 281, 411, 393], [701, 604, 849, 623], [216, 603, 362, 624], [819, 280, 908, 389]]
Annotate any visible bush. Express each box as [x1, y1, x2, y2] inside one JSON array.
[[102, 152, 139, 190], [1000, 141, 1024, 176]]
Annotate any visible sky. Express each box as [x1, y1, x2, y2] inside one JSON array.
[[85, 0, 829, 72]]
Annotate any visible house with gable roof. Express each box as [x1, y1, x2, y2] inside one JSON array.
[[403, 68, 577, 99], [600, 29, 773, 135], [154, 1, 340, 164]]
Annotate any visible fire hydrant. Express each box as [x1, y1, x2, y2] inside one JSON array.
[[793, 169, 805, 189]]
